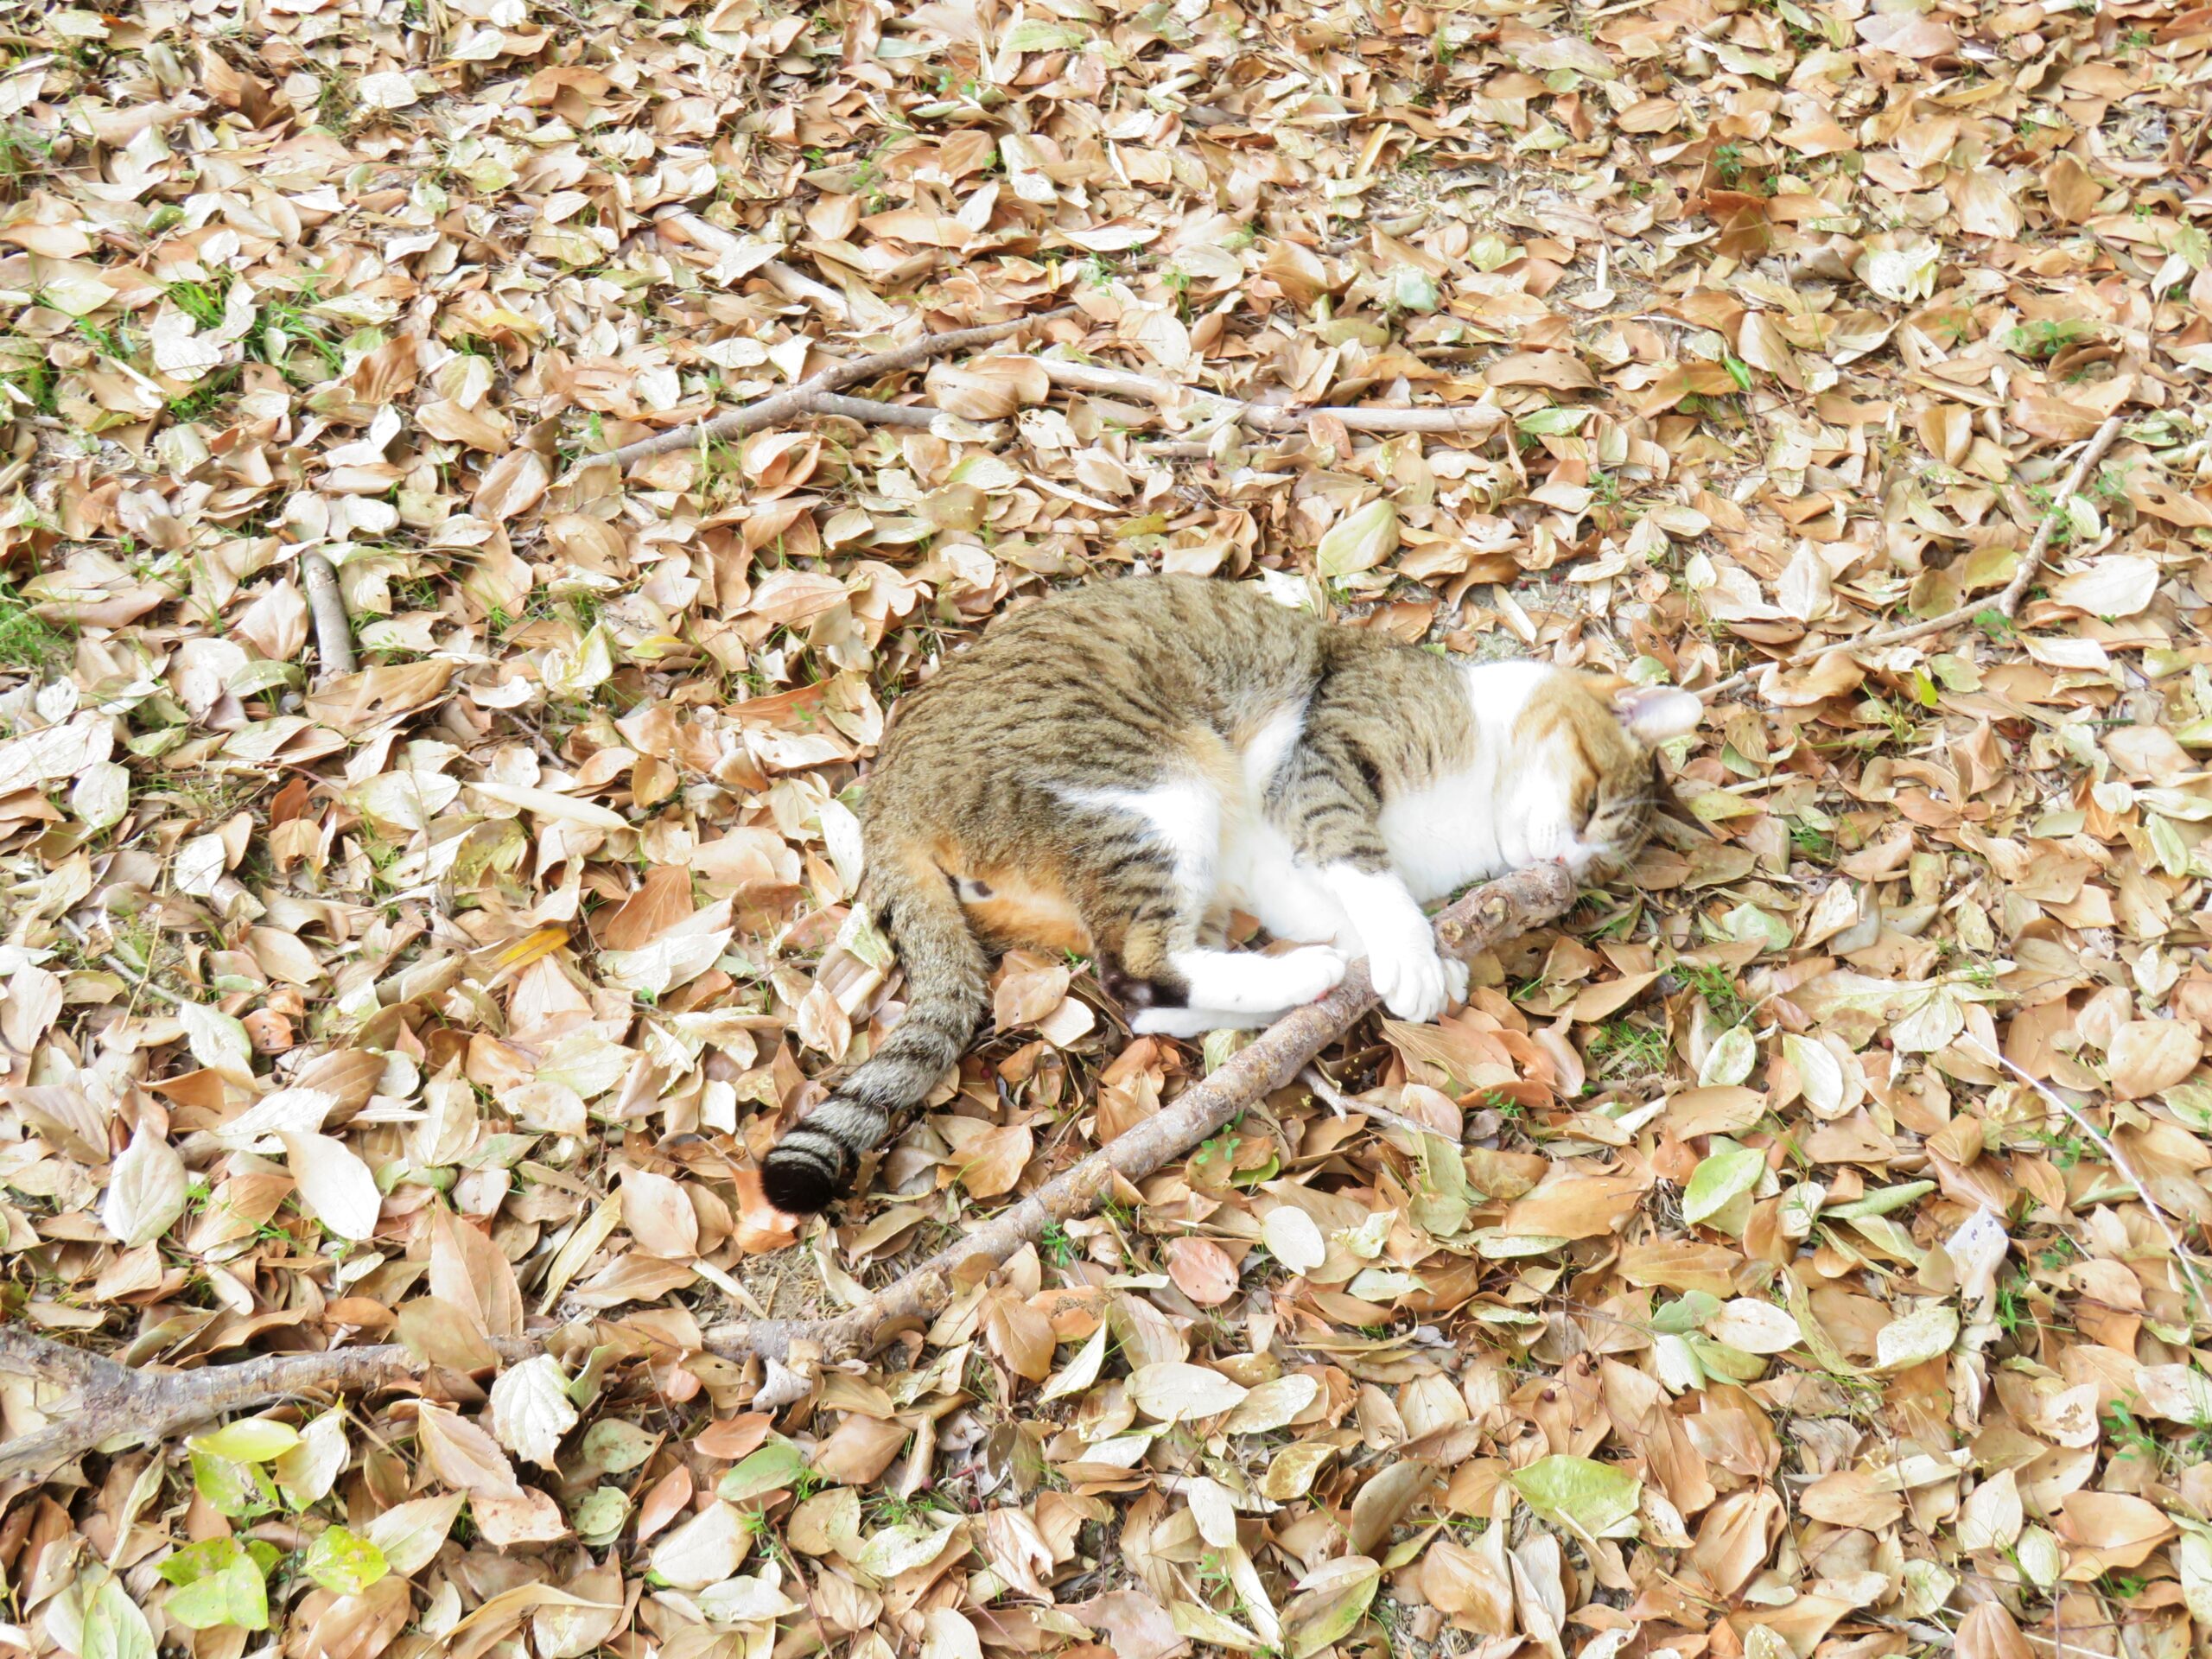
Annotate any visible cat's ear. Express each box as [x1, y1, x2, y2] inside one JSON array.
[[1613, 685, 1703, 743]]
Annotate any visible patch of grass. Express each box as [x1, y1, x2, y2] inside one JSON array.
[[167, 277, 231, 329], [1586, 1019, 1669, 1080], [2005, 318, 2090, 360], [255, 280, 346, 380], [0, 581, 71, 677], [166, 364, 242, 424], [1788, 822, 1834, 860], [3, 351, 57, 416], [0, 122, 57, 199], [2026, 1127, 2094, 1168], [1681, 962, 1749, 1027], [1039, 1220, 1076, 1268]]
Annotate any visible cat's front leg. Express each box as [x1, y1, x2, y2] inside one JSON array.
[[1321, 864, 1463, 1021]]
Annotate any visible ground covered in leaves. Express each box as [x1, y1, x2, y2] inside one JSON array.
[[3, 0, 2212, 1658]]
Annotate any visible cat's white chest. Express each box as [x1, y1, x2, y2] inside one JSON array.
[[1216, 659, 1574, 937]]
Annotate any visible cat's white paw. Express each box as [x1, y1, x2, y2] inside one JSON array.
[[1172, 945, 1344, 1014], [1269, 944, 1348, 1006], [1445, 954, 1471, 1010], [1132, 1006, 1268, 1038], [1370, 935, 1454, 1023]]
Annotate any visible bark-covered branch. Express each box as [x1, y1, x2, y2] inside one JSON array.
[[0, 861, 1578, 1482]]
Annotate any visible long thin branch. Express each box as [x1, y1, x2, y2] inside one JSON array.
[[1703, 416, 2124, 700], [301, 549, 354, 681], [601, 308, 1072, 467], [0, 863, 1576, 1480]]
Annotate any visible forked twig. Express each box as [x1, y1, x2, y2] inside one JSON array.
[[600, 308, 1073, 467], [1705, 416, 2125, 700]]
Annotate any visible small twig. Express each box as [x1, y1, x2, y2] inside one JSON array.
[[301, 549, 354, 681], [1300, 1065, 1459, 1144], [1033, 358, 1507, 437], [1703, 416, 2124, 700], [1963, 1033, 2212, 1320], [601, 308, 1072, 467]]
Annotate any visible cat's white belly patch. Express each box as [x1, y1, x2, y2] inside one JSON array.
[[1066, 779, 1223, 898], [1217, 820, 1359, 950]]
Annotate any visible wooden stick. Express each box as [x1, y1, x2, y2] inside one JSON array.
[[1703, 416, 2124, 701], [601, 308, 1072, 467], [301, 549, 354, 680], [0, 863, 1576, 1480], [0, 1327, 536, 1483]]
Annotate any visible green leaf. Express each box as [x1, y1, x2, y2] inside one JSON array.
[[1002, 18, 1086, 50], [1507, 1454, 1643, 1545], [188, 1451, 277, 1519], [1719, 903, 1791, 954], [84, 1574, 155, 1659], [1685, 1334, 1766, 1382], [1515, 405, 1587, 435], [302, 1526, 387, 1595], [574, 1486, 632, 1545], [361, 1492, 467, 1575], [1522, 397, 1592, 431], [1315, 497, 1400, 579], [716, 1441, 806, 1503], [1281, 1556, 1381, 1659], [1410, 1133, 1471, 1238], [578, 1417, 659, 1474], [176, 1000, 255, 1077], [1681, 1139, 1764, 1227], [2181, 1531, 2212, 1626], [1873, 1302, 1959, 1372], [1697, 1024, 1757, 1087], [189, 1417, 301, 1463], [161, 1557, 266, 1645], [1649, 1291, 1721, 1335], [161, 1538, 257, 1587], [1826, 1180, 1935, 1221]]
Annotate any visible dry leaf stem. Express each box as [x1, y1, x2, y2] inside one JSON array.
[[300, 550, 355, 680], [1964, 1034, 2212, 1320], [1705, 416, 2125, 701], [0, 863, 1575, 1482], [600, 308, 1075, 467]]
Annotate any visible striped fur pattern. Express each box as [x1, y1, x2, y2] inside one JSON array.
[[759, 575, 1700, 1214]]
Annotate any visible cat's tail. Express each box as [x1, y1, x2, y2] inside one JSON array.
[[760, 839, 988, 1214]]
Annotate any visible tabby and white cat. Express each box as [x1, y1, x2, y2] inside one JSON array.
[[760, 575, 1699, 1214]]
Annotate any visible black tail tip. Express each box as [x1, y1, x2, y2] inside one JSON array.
[[760, 1151, 838, 1216]]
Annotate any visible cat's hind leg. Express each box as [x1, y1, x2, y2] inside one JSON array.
[[1128, 1004, 1281, 1038]]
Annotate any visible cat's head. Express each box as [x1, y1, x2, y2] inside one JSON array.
[[1516, 672, 1702, 877]]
